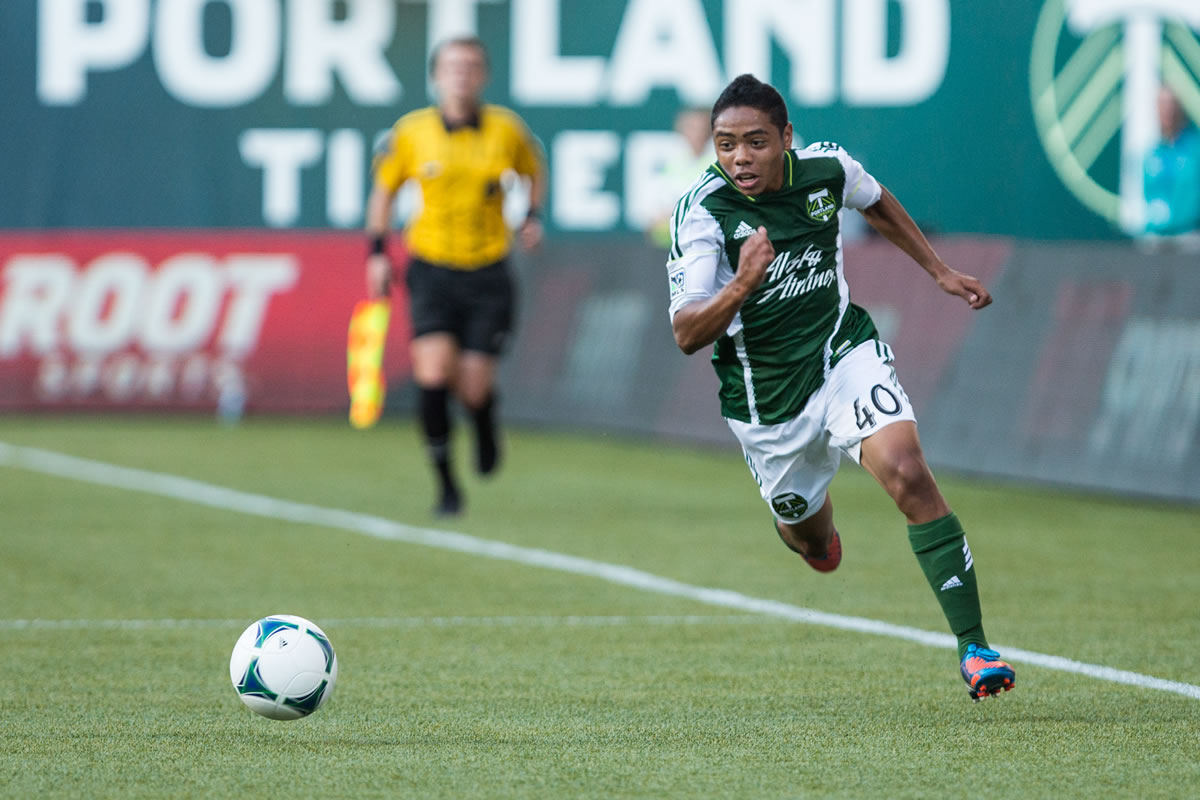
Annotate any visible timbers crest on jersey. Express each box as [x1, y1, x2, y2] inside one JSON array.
[[807, 188, 836, 222]]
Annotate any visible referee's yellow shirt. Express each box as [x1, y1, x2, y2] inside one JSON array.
[[374, 104, 544, 270]]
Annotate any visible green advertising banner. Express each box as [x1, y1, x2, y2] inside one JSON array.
[[3, 0, 1199, 237]]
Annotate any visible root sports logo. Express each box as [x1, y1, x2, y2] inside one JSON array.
[[0, 232, 411, 411], [1031, 0, 1200, 233]]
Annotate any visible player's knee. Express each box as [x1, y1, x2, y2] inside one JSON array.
[[881, 453, 935, 507], [457, 384, 492, 411], [413, 363, 455, 388]]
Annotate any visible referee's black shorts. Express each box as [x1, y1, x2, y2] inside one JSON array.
[[405, 257, 515, 355]]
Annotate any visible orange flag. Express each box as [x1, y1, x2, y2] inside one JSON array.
[[346, 299, 391, 429]]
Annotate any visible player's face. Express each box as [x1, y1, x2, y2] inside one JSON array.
[[433, 44, 488, 106], [712, 106, 793, 196]]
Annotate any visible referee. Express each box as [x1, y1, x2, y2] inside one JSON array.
[[365, 36, 546, 516]]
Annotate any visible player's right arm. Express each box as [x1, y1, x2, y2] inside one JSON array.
[[364, 119, 412, 298], [668, 204, 775, 354]]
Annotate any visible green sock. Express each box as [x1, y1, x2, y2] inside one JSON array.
[[907, 512, 988, 661]]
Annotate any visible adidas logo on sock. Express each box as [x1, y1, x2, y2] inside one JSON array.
[[940, 575, 963, 591], [732, 220, 756, 239]]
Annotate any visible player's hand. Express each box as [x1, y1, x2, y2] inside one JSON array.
[[518, 217, 544, 250], [735, 226, 774, 292], [365, 254, 393, 299], [936, 266, 992, 310]]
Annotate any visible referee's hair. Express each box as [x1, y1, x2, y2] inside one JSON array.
[[711, 74, 788, 135], [429, 36, 490, 74]]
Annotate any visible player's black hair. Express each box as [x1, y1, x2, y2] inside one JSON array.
[[711, 74, 789, 135], [429, 36, 490, 74]]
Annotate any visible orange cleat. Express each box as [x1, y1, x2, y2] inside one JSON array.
[[801, 530, 842, 573], [960, 644, 1016, 701]]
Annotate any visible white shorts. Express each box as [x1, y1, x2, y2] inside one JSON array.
[[727, 340, 916, 524]]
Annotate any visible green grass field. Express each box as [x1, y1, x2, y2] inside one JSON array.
[[1, 415, 1198, 798]]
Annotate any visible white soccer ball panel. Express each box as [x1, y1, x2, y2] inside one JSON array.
[[229, 614, 337, 720], [255, 628, 327, 695], [228, 621, 260, 685]]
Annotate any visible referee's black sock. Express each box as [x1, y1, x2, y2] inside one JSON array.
[[471, 392, 500, 476], [419, 387, 460, 514]]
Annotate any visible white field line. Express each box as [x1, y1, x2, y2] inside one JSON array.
[[2, 441, 1197, 701]]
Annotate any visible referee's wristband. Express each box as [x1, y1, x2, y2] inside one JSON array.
[[368, 234, 388, 256], [525, 208, 541, 222]]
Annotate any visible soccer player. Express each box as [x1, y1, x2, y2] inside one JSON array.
[[366, 36, 546, 516], [667, 74, 1016, 701]]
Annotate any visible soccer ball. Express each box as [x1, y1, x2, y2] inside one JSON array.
[[229, 614, 338, 720]]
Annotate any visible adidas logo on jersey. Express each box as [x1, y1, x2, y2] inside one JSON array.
[[940, 575, 963, 591], [732, 220, 756, 239]]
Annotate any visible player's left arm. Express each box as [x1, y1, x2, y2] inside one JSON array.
[[860, 186, 992, 310], [519, 164, 548, 250], [511, 113, 548, 249]]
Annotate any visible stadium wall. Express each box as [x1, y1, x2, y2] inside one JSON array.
[[2, 233, 1197, 502], [919, 242, 1200, 502]]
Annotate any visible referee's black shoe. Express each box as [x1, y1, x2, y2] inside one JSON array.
[[435, 482, 462, 517], [473, 396, 501, 476], [476, 428, 499, 475]]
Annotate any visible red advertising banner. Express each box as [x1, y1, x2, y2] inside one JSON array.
[[0, 231, 412, 412]]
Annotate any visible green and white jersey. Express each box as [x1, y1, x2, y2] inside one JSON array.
[[667, 142, 883, 425]]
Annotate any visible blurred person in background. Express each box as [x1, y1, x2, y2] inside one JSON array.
[[1142, 86, 1200, 245], [667, 74, 1015, 701], [648, 107, 717, 249], [366, 36, 546, 516]]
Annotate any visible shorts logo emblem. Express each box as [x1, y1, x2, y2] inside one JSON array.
[[771, 492, 809, 520]]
